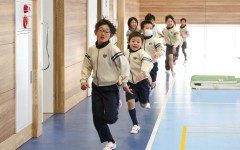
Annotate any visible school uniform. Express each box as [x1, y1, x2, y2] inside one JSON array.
[[124, 48, 153, 104], [80, 40, 130, 143], [152, 25, 164, 38], [180, 25, 190, 60], [162, 26, 181, 70], [143, 35, 164, 82]]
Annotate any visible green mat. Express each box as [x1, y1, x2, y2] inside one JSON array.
[[190, 75, 240, 89]]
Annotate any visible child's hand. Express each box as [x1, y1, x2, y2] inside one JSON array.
[[136, 74, 144, 81], [152, 52, 160, 59], [148, 76, 152, 85], [123, 86, 133, 94], [173, 47, 177, 54], [81, 82, 90, 90]]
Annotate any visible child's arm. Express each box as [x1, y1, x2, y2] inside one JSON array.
[[137, 52, 153, 81], [80, 52, 93, 90], [173, 28, 182, 48], [112, 47, 130, 87], [153, 38, 165, 59]]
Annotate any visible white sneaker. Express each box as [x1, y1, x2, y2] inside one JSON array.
[[103, 142, 116, 150], [145, 103, 151, 109], [118, 99, 122, 109], [165, 70, 170, 74], [130, 125, 140, 134], [183, 60, 187, 65], [172, 72, 176, 77]]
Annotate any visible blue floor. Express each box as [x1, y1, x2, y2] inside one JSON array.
[[18, 27, 240, 149]]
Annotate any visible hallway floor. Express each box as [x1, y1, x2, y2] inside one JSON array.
[[18, 25, 240, 150]]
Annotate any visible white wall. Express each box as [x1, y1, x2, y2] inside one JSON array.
[[87, 0, 97, 96], [15, 0, 33, 132], [42, 0, 54, 113]]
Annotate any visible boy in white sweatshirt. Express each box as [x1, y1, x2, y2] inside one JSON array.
[[180, 18, 190, 63], [125, 31, 153, 134], [80, 19, 131, 150]]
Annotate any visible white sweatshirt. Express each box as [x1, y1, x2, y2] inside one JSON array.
[[80, 41, 130, 87], [124, 48, 153, 84], [143, 35, 165, 63], [162, 26, 182, 48], [180, 25, 190, 42]]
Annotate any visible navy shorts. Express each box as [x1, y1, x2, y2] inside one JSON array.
[[125, 79, 150, 104]]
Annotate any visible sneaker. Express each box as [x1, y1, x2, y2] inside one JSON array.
[[172, 72, 176, 77], [118, 99, 122, 109], [103, 142, 116, 150], [165, 70, 170, 74], [130, 125, 140, 134], [151, 82, 156, 89], [145, 102, 151, 109], [183, 60, 187, 65]]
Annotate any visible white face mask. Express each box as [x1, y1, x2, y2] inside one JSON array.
[[144, 29, 153, 37]]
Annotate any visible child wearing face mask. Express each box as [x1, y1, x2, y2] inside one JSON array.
[[140, 20, 165, 108], [144, 13, 164, 38]]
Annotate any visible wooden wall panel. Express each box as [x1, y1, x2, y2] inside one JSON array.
[[54, 0, 65, 113], [0, 0, 15, 45], [65, 62, 84, 100], [65, 34, 86, 67], [65, 0, 87, 35], [0, 0, 15, 143], [63, 0, 87, 112], [0, 90, 15, 143], [0, 44, 15, 94], [140, 0, 206, 24], [206, 1, 240, 24], [140, 0, 240, 24], [125, 0, 140, 22]]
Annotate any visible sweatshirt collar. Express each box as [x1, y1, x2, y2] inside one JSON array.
[[95, 40, 110, 49], [144, 35, 153, 39], [167, 26, 174, 29], [129, 48, 141, 53], [180, 25, 186, 28]]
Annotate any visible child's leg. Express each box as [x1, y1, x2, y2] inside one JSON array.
[[92, 84, 119, 143], [128, 99, 138, 126], [165, 46, 171, 71], [182, 42, 187, 60], [168, 54, 174, 72], [150, 62, 158, 89]]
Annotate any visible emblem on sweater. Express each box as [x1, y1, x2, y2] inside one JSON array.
[[133, 57, 137, 60], [103, 54, 107, 58], [149, 42, 152, 45]]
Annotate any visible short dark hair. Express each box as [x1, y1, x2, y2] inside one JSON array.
[[140, 20, 153, 29], [180, 18, 187, 22], [128, 31, 144, 43], [145, 13, 155, 21], [127, 17, 138, 29], [165, 14, 175, 22], [95, 19, 116, 35]]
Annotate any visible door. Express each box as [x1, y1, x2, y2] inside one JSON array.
[[42, 0, 54, 118]]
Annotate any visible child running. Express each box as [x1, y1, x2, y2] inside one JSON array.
[[125, 31, 153, 134], [126, 17, 141, 41], [80, 19, 132, 150], [179, 18, 190, 63], [162, 14, 181, 76], [141, 20, 165, 90]]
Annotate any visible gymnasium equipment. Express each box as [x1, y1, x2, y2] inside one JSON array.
[[190, 75, 240, 89]]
